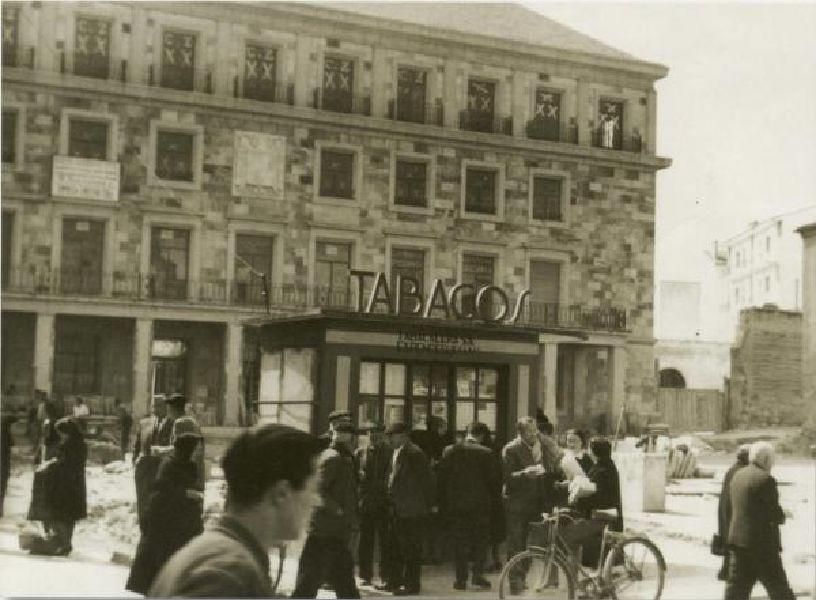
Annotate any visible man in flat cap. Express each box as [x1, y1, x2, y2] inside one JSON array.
[[355, 423, 394, 588], [293, 421, 361, 598], [385, 422, 435, 596], [318, 410, 353, 451]]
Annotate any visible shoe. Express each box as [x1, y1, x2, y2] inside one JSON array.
[[471, 576, 491, 590], [453, 581, 467, 591], [393, 586, 419, 596]]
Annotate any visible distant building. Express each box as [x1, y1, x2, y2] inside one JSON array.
[[712, 206, 816, 342], [797, 223, 816, 422]]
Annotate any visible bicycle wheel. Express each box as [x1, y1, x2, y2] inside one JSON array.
[[498, 549, 576, 599], [602, 537, 666, 600]]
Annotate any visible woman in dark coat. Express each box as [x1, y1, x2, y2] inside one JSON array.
[[126, 417, 204, 595]]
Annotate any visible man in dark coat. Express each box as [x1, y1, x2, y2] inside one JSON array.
[[355, 423, 394, 588], [717, 444, 750, 580], [502, 416, 563, 594], [293, 421, 361, 599], [1, 412, 17, 517], [386, 422, 435, 596], [133, 398, 166, 530], [149, 424, 322, 597], [724, 441, 794, 600], [318, 410, 353, 451], [437, 422, 500, 591]]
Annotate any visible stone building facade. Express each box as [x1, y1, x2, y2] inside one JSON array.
[[1, 2, 669, 437], [797, 223, 816, 425]]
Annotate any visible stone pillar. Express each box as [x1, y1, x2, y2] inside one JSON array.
[[223, 322, 243, 426], [370, 48, 387, 118], [609, 345, 627, 436], [511, 70, 527, 137], [33, 313, 55, 397], [214, 21, 232, 97], [129, 6, 148, 85], [443, 59, 461, 129], [573, 347, 588, 421], [133, 318, 153, 418], [294, 34, 313, 107], [36, 2, 57, 72], [576, 78, 591, 146], [646, 89, 658, 155], [542, 342, 558, 424]]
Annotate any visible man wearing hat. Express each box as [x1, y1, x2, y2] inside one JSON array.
[[152, 394, 205, 491], [355, 423, 394, 588], [293, 420, 361, 598], [318, 410, 353, 451], [385, 422, 435, 596], [133, 396, 167, 529]]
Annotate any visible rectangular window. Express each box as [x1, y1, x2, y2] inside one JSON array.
[[54, 332, 99, 394], [455, 366, 498, 434], [315, 241, 351, 307], [2, 211, 13, 289], [161, 30, 196, 91], [464, 168, 497, 215], [532, 177, 563, 221], [322, 56, 354, 113], [61, 218, 104, 295], [461, 254, 495, 317], [597, 99, 624, 150], [531, 89, 561, 141], [319, 149, 354, 199], [358, 361, 406, 429], [390, 247, 425, 298], [2, 7, 19, 68], [152, 339, 187, 397], [257, 348, 315, 431], [394, 159, 428, 208], [396, 67, 427, 124], [466, 79, 495, 133], [67, 118, 109, 160], [529, 260, 561, 324], [2, 110, 16, 164], [149, 227, 190, 300], [155, 130, 194, 182], [244, 43, 277, 102], [74, 17, 111, 79], [234, 233, 274, 305]]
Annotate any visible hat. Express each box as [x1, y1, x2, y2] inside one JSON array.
[[165, 393, 187, 408], [333, 421, 357, 434], [385, 422, 408, 435], [328, 410, 352, 423], [172, 416, 202, 441]]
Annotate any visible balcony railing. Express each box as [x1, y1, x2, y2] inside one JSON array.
[[592, 128, 644, 153], [386, 99, 444, 126], [148, 64, 213, 94], [525, 118, 579, 144], [313, 88, 371, 116], [459, 110, 513, 135], [2, 45, 36, 69], [233, 78, 294, 105], [520, 302, 628, 332]]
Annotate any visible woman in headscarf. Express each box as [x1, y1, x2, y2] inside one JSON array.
[[126, 417, 204, 595]]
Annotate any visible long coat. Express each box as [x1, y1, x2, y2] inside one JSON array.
[[28, 436, 87, 523], [309, 441, 359, 541], [126, 452, 204, 594], [386, 441, 434, 519], [718, 461, 746, 542], [501, 435, 561, 515], [727, 463, 786, 552], [436, 440, 501, 516], [355, 442, 393, 515], [574, 458, 624, 531]]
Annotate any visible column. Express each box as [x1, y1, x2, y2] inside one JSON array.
[[223, 322, 243, 426], [443, 59, 460, 129], [132, 318, 153, 418], [576, 78, 590, 146], [542, 342, 558, 424], [609, 345, 627, 436], [36, 2, 57, 72], [370, 47, 387, 118], [646, 89, 658, 155], [293, 34, 313, 107], [33, 313, 55, 397], [511, 70, 527, 137], [214, 21, 232, 97], [129, 6, 148, 86], [573, 347, 588, 420]]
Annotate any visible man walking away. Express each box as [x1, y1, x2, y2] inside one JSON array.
[[724, 441, 794, 600], [716, 444, 750, 581], [355, 423, 394, 588], [386, 422, 435, 596], [293, 421, 360, 599], [437, 422, 500, 591], [149, 424, 322, 597]]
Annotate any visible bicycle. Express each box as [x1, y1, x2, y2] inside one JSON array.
[[498, 507, 666, 599]]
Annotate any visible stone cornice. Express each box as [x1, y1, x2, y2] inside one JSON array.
[[3, 69, 672, 171]]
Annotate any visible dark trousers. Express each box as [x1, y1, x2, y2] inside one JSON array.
[[724, 548, 794, 600], [506, 509, 540, 587], [392, 516, 424, 592], [450, 511, 489, 584], [120, 427, 131, 459], [293, 535, 360, 599], [358, 510, 392, 583]]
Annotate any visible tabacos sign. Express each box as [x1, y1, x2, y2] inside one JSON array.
[[350, 270, 530, 324]]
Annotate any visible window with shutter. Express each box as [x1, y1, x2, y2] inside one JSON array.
[[390, 247, 425, 298], [150, 227, 190, 299], [465, 168, 497, 215], [74, 17, 111, 79], [598, 100, 624, 149], [61, 218, 104, 295], [315, 241, 352, 307], [161, 30, 196, 91], [68, 118, 109, 160], [529, 260, 561, 324], [396, 67, 426, 123], [323, 56, 354, 113], [155, 130, 194, 181], [466, 79, 495, 132], [319, 149, 355, 199], [532, 177, 563, 221], [394, 160, 428, 208], [531, 89, 561, 141], [234, 234, 274, 305], [2, 7, 19, 68], [461, 254, 495, 316], [244, 43, 277, 102]]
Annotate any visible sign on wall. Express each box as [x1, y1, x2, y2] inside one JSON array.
[[51, 156, 120, 202], [232, 131, 286, 198]]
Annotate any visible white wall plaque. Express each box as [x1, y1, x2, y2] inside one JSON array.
[[233, 131, 286, 198], [51, 156, 120, 202]]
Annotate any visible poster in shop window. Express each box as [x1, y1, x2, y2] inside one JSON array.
[[232, 131, 286, 198]]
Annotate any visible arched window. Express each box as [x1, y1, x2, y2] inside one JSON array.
[[659, 368, 686, 389]]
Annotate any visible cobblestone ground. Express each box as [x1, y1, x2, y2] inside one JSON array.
[[1, 448, 813, 599]]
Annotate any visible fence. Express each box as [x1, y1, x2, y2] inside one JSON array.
[[655, 388, 725, 433]]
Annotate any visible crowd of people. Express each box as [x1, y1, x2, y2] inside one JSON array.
[[0, 392, 800, 600]]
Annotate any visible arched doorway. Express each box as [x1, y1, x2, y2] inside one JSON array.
[[659, 368, 686, 389]]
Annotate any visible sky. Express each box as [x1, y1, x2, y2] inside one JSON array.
[[525, 1, 816, 282]]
